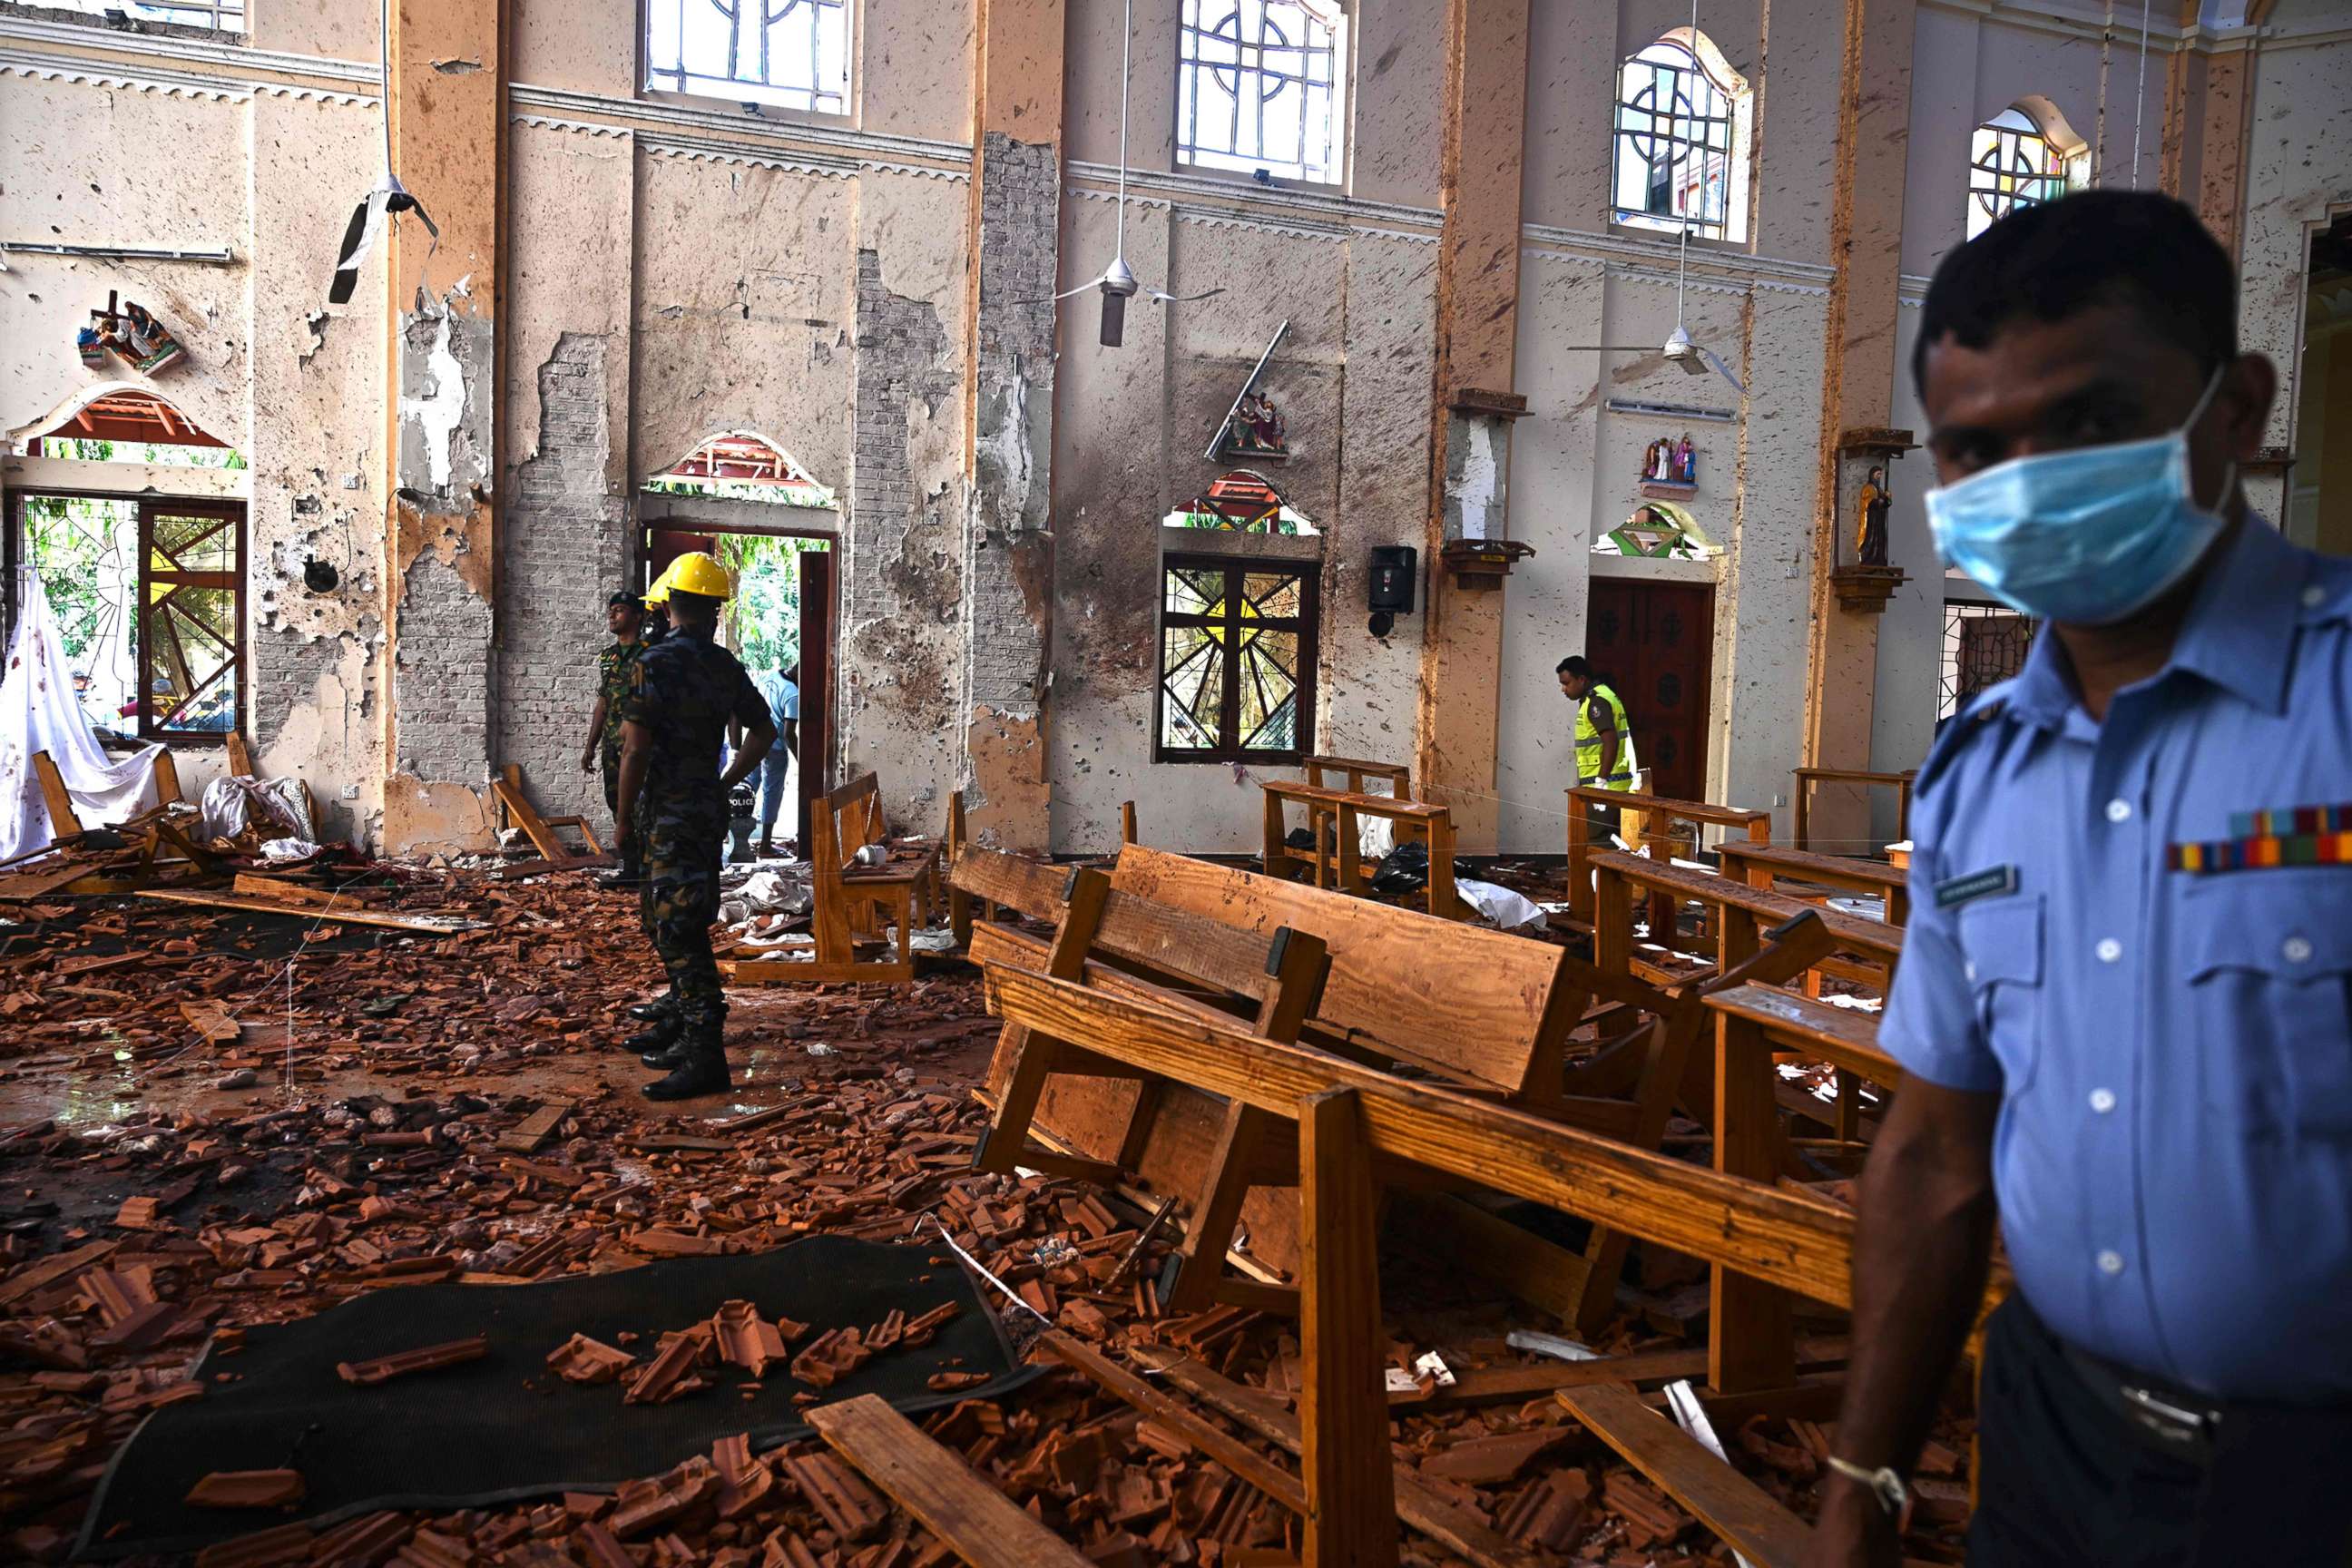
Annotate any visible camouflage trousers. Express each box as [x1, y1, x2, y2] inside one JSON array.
[[636, 805, 727, 1034]]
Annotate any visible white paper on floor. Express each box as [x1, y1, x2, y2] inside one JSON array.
[[1456, 877, 1546, 931], [0, 570, 165, 863]]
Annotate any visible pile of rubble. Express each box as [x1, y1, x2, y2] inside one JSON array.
[[0, 874, 1971, 1565]]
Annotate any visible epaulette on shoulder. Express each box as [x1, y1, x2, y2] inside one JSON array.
[[1911, 684, 2015, 800]]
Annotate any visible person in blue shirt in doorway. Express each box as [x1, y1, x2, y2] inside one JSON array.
[[751, 662, 799, 858], [1805, 191, 2352, 1567]]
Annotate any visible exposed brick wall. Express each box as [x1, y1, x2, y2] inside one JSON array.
[[393, 551, 494, 784], [494, 331, 628, 824], [963, 134, 1059, 717], [848, 250, 955, 628]]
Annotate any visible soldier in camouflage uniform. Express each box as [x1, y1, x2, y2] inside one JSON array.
[[580, 590, 647, 882], [614, 553, 775, 1100]]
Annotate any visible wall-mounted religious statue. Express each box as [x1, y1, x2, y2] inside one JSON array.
[[1228, 390, 1288, 457], [1856, 463, 1891, 566], [1639, 433, 1698, 495], [76, 292, 186, 376]]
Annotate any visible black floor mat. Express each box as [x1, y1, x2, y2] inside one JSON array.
[[76, 1235, 1042, 1560]]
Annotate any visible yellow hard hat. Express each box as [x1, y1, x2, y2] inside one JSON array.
[[663, 550, 734, 601], [642, 560, 676, 607]]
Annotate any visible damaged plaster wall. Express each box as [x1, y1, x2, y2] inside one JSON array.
[[2241, 31, 2352, 524], [0, 70, 387, 845], [843, 220, 967, 834], [494, 116, 638, 828], [961, 132, 1061, 852]]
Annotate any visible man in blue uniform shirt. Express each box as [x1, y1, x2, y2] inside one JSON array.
[[1806, 192, 2352, 1566]]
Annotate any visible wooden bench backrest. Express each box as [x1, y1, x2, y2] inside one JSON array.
[[825, 774, 887, 853], [1566, 785, 1771, 834], [1590, 848, 1902, 965], [1301, 755, 1409, 799], [954, 847, 1285, 1007], [1703, 982, 1902, 1087], [1714, 841, 1906, 890], [1111, 845, 1562, 1092], [29, 751, 81, 841]]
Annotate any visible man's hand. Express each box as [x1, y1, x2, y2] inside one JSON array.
[[580, 748, 597, 773], [1801, 1483, 1903, 1568]]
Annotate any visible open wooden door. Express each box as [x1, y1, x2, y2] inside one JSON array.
[[796, 546, 834, 853]]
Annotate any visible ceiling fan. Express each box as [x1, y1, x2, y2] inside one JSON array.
[[1021, 0, 1222, 345], [328, 0, 437, 306], [1556, 228, 1745, 395]]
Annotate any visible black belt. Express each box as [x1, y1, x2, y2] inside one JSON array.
[[2059, 1339, 2229, 1463]]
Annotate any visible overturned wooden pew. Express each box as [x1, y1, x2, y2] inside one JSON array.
[[1590, 848, 1903, 995], [967, 843, 1838, 1334]]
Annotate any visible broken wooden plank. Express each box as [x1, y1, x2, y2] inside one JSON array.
[[1554, 1380, 1808, 1568], [336, 1335, 490, 1387], [496, 1101, 572, 1154], [138, 887, 487, 934], [806, 1393, 1094, 1568], [1034, 1332, 1306, 1513]]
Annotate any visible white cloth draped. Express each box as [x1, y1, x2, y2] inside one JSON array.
[[0, 571, 162, 863]]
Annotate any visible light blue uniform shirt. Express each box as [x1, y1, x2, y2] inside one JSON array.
[[754, 671, 799, 754], [1880, 518, 2352, 1402]]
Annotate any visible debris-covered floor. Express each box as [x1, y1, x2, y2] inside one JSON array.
[[0, 866, 1973, 1566]]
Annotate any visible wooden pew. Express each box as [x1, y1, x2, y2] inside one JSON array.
[[490, 765, 609, 868], [1791, 765, 1916, 855], [975, 969, 1862, 1566], [1589, 848, 1902, 994], [223, 730, 254, 777], [999, 846, 1831, 1329], [730, 773, 940, 985], [1564, 784, 1771, 926], [1259, 779, 1457, 919], [979, 966, 2006, 1568], [1717, 839, 1911, 926]]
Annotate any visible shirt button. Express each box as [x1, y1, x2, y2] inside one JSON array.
[[2090, 1088, 2117, 1113], [2097, 1250, 2125, 1276], [2104, 799, 2132, 824], [2283, 936, 2315, 965], [1965, 961, 1978, 982], [2096, 938, 2122, 963], [2305, 584, 2328, 609]]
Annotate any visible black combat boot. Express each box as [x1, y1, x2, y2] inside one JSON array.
[[626, 1011, 683, 1062], [625, 995, 679, 1024], [642, 1032, 730, 1101]]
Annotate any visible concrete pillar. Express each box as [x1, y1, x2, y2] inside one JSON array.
[[959, 0, 1064, 855], [1799, 0, 1915, 850], [380, 0, 506, 854], [1415, 0, 1532, 855]]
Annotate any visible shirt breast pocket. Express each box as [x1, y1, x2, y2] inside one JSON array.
[[2183, 878, 2352, 1140], [1958, 895, 2045, 1096]]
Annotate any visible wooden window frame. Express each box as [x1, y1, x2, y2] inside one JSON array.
[[4, 490, 247, 750], [1153, 553, 1318, 766]]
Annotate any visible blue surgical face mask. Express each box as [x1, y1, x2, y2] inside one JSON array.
[[1925, 371, 2233, 626]]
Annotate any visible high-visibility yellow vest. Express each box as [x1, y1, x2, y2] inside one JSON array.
[[1574, 683, 1639, 789]]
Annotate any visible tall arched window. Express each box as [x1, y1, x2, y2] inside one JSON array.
[[1177, 0, 1349, 185], [1965, 103, 2086, 239], [1612, 32, 1751, 243]]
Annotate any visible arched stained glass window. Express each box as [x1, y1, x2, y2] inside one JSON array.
[[1612, 34, 1751, 243], [1966, 104, 2083, 239]]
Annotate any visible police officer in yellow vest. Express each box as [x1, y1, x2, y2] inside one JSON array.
[[1558, 653, 1639, 799]]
